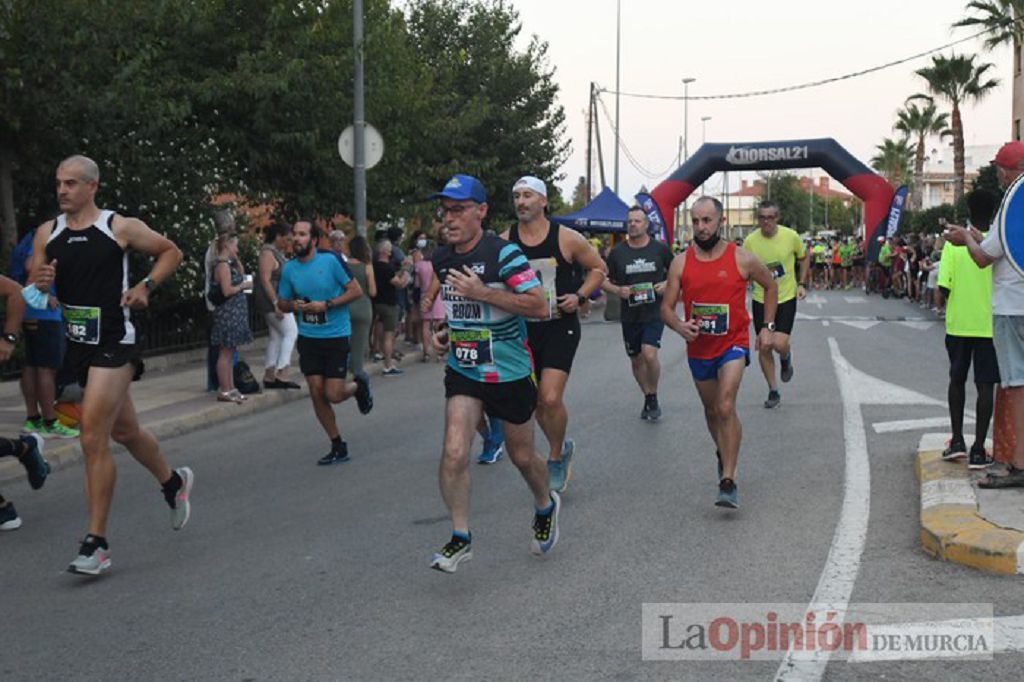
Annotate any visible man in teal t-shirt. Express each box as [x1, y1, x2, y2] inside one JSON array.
[[278, 219, 373, 465], [937, 190, 1000, 467]]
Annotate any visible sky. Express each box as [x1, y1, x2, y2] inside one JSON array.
[[509, 0, 1013, 203]]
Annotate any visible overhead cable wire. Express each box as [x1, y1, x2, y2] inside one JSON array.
[[594, 92, 680, 179], [596, 26, 1000, 102]]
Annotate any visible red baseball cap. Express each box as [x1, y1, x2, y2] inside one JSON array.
[[992, 141, 1024, 170]]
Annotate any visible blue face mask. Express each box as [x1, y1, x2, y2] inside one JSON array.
[[21, 284, 50, 309]]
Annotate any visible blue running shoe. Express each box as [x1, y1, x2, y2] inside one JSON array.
[[477, 438, 504, 465], [548, 438, 575, 493], [715, 478, 739, 509], [18, 434, 48, 490]]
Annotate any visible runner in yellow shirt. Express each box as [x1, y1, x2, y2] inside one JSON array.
[[742, 200, 810, 408]]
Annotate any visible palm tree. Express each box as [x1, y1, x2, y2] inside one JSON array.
[[914, 53, 1000, 203], [954, 1, 1024, 50], [871, 137, 915, 186], [893, 99, 950, 210]]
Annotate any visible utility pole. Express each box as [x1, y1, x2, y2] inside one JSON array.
[[586, 83, 594, 202], [614, 0, 621, 194], [353, 0, 366, 236]]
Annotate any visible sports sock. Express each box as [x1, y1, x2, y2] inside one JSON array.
[[161, 470, 182, 495], [44, 418, 57, 428], [331, 436, 343, 450], [452, 530, 471, 543], [83, 534, 109, 550], [535, 499, 555, 516]]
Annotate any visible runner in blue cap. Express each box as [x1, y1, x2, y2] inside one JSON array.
[[419, 174, 563, 573]]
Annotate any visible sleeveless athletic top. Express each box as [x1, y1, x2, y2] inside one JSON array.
[[509, 221, 582, 322], [45, 210, 135, 347], [680, 242, 750, 360], [431, 233, 540, 383]]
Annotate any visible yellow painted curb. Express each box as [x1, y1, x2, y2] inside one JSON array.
[[917, 449, 1024, 576]]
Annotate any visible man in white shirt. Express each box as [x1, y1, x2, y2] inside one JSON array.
[[945, 141, 1024, 487]]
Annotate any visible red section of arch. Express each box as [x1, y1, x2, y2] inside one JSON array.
[[650, 179, 695, 245], [842, 173, 895, 241]]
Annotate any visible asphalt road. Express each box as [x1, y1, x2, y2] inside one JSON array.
[[3, 290, 1021, 681]]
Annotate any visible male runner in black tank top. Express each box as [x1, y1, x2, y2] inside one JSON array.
[[502, 176, 607, 493], [31, 155, 190, 576]]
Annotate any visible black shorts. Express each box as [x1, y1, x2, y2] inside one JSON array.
[[22, 319, 64, 369], [297, 335, 349, 379], [621, 319, 664, 357], [444, 368, 537, 425], [61, 339, 143, 388], [946, 335, 1000, 384], [526, 315, 581, 374], [752, 298, 797, 336]]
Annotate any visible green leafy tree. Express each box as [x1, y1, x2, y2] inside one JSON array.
[[871, 137, 915, 186], [954, 1, 1024, 49], [913, 53, 999, 203], [893, 98, 950, 211]]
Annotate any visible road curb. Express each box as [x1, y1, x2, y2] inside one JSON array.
[[917, 448, 1024, 575], [0, 350, 424, 486]]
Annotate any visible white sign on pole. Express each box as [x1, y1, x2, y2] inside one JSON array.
[[338, 124, 384, 169]]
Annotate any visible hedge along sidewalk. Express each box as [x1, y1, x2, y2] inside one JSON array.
[[917, 433, 1024, 575], [0, 340, 426, 486]]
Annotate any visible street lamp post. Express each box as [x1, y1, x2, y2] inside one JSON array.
[[678, 77, 696, 233], [701, 115, 712, 144]]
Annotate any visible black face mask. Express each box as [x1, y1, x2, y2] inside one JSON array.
[[693, 231, 720, 252]]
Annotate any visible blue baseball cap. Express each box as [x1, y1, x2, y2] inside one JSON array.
[[429, 174, 487, 203]]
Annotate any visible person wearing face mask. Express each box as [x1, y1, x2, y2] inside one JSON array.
[[662, 197, 778, 509], [600, 206, 674, 421]]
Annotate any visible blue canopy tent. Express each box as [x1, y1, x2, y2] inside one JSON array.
[[550, 186, 629, 233]]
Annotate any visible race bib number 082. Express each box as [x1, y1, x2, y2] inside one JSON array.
[[63, 305, 101, 345]]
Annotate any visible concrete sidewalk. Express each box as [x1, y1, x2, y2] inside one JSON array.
[[917, 432, 1024, 575], [0, 339, 425, 485]]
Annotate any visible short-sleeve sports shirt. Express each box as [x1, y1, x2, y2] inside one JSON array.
[[743, 225, 806, 304]]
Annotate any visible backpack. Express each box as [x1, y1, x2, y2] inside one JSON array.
[[233, 360, 261, 395]]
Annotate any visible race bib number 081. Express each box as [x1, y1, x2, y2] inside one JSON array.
[[691, 302, 729, 336]]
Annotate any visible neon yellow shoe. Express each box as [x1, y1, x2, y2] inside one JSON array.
[[42, 421, 79, 439]]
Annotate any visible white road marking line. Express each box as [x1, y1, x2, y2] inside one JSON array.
[[895, 321, 936, 331], [776, 338, 871, 680], [822, 320, 830, 327], [873, 416, 973, 434], [837, 320, 880, 331], [776, 339, 942, 680]]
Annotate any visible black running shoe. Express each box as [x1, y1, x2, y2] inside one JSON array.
[[942, 440, 967, 461], [780, 353, 794, 383], [354, 370, 373, 415], [317, 443, 350, 465], [764, 389, 781, 409], [18, 434, 48, 490], [968, 447, 994, 470], [647, 395, 662, 422], [640, 396, 651, 421]]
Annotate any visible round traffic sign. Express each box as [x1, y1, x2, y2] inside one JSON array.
[[338, 124, 384, 169], [997, 171, 1024, 277]]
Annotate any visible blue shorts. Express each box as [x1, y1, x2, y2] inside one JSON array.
[[688, 346, 750, 382], [621, 319, 664, 357], [22, 319, 65, 369]]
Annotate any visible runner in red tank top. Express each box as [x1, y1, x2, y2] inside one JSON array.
[[662, 197, 778, 509]]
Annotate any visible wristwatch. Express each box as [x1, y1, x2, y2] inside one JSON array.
[[1, 332, 18, 344], [766, 321, 776, 332], [143, 276, 157, 292], [576, 293, 587, 307]]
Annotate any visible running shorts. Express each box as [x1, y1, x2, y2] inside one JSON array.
[[620, 319, 664, 357], [526, 315, 580, 373], [23, 319, 64, 369], [752, 298, 797, 336], [61, 339, 143, 388], [688, 345, 750, 382], [297, 335, 349, 379], [945, 335, 1000, 385], [444, 368, 537, 425]]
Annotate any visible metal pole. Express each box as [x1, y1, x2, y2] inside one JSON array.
[[353, 0, 366, 236], [586, 83, 594, 202], [682, 77, 695, 216], [613, 0, 621, 193], [808, 170, 813, 233]]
